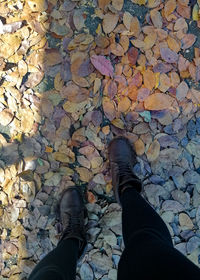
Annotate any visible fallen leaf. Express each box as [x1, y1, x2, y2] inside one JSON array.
[[137, 87, 151, 101], [167, 36, 181, 53], [17, 170, 34, 181], [102, 12, 119, 34], [144, 92, 174, 110], [150, 9, 162, 28], [73, 9, 85, 31], [128, 47, 139, 65], [146, 139, 160, 162], [118, 96, 131, 112], [91, 55, 114, 77], [129, 72, 143, 87], [103, 98, 116, 121], [176, 81, 189, 101], [44, 49, 62, 67], [110, 43, 124, 56], [128, 85, 138, 101], [123, 12, 133, 30], [111, 118, 124, 129], [76, 167, 93, 182], [143, 69, 156, 90], [98, 0, 111, 9], [164, 0, 176, 18], [112, 0, 124, 11], [181, 34, 197, 50], [158, 73, 171, 92], [160, 47, 179, 63], [130, 17, 141, 37], [87, 191, 97, 203], [134, 138, 145, 155], [0, 109, 13, 126], [143, 33, 157, 50], [61, 81, 89, 102]]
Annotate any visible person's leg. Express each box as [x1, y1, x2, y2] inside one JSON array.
[[118, 187, 200, 280], [28, 238, 79, 280]]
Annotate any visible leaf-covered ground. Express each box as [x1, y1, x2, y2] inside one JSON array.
[[1, 0, 200, 279]]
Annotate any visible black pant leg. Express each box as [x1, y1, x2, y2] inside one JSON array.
[[118, 187, 200, 280], [28, 238, 79, 280]]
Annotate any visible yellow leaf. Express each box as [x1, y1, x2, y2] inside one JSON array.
[[155, 73, 160, 89], [12, 133, 23, 143], [111, 118, 125, 129], [143, 33, 157, 50], [192, 4, 199, 21], [52, 152, 70, 163], [106, 182, 113, 193], [87, 191, 97, 203], [45, 146, 53, 153]]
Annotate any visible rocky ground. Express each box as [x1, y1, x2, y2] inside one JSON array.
[[0, 0, 200, 279]]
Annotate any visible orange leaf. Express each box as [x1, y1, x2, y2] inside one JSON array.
[[118, 96, 131, 112], [143, 70, 156, 90], [45, 146, 53, 153], [87, 191, 97, 203], [144, 92, 174, 110], [110, 43, 124, 56]]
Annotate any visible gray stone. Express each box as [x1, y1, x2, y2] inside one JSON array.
[[102, 229, 117, 247], [144, 184, 169, 207], [172, 175, 186, 189], [175, 243, 187, 255], [112, 254, 120, 267], [162, 200, 184, 213], [44, 173, 61, 187], [161, 211, 174, 223], [38, 205, 50, 216], [108, 269, 117, 280], [171, 190, 190, 208], [186, 141, 200, 158], [186, 236, 200, 254], [192, 187, 200, 207], [100, 211, 121, 228], [90, 251, 113, 273], [184, 170, 200, 185], [80, 263, 94, 280], [87, 228, 101, 242]]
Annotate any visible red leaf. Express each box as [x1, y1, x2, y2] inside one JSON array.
[[90, 55, 114, 77], [128, 47, 138, 66]]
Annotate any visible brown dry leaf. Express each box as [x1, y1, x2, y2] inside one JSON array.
[[27, 0, 47, 12], [54, 72, 64, 91], [144, 92, 174, 110], [146, 139, 160, 162], [158, 73, 171, 92], [98, 0, 111, 9], [112, 0, 124, 11], [134, 138, 145, 155], [119, 35, 129, 53], [128, 85, 138, 101], [18, 60, 28, 76], [118, 96, 131, 112], [167, 36, 181, 53], [131, 39, 145, 49], [143, 33, 157, 50], [148, 0, 161, 8], [53, 152, 69, 163], [95, 35, 110, 48], [44, 49, 62, 67], [87, 191, 97, 203], [128, 47, 139, 65], [72, 75, 90, 88], [123, 12, 133, 31], [110, 43, 124, 56], [102, 97, 116, 121], [150, 9, 162, 28], [21, 109, 34, 133], [130, 17, 141, 37], [103, 13, 119, 34], [76, 167, 93, 182], [164, 0, 176, 18], [0, 33, 21, 58], [0, 109, 13, 126], [61, 82, 89, 102], [143, 70, 156, 90], [181, 34, 197, 50], [63, 100, 88, 113]]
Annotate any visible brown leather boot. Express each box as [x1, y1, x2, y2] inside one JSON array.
[[58, 187, 87, 259], [108, 136, 142, 205]]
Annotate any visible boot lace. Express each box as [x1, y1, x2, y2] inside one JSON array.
[[63, 213, 83, 236]]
